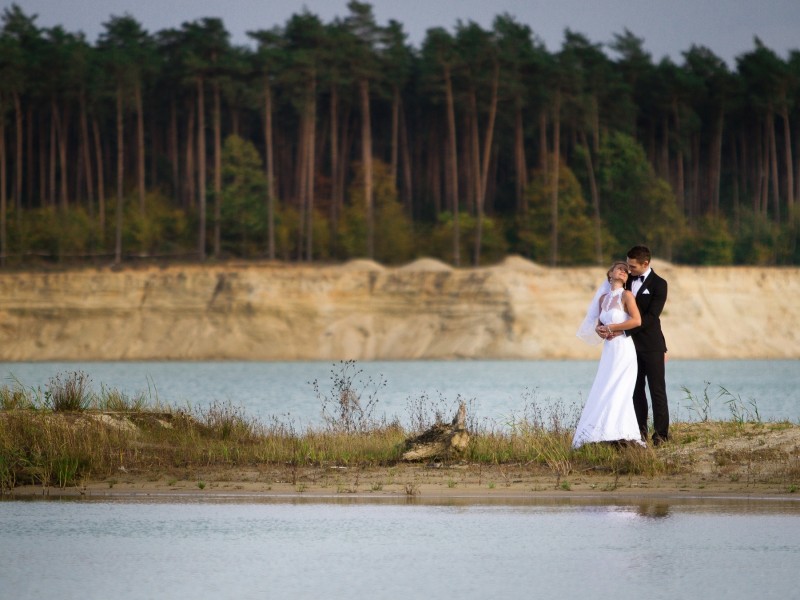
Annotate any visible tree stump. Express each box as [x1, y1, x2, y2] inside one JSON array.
[[401, 402, 469, 461]]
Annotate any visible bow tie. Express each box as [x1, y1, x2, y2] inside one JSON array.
[[632, 275, 644, 282]]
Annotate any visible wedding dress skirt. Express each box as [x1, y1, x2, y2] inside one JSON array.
[[572, 293, 644, 448]]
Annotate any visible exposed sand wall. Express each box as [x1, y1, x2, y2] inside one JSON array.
[[0, 258, 798, 360]]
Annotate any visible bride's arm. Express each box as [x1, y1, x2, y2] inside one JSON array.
[[606, 291, 642, 333]]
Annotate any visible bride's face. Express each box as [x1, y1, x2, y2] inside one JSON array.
[[609, 264, 629, 284]]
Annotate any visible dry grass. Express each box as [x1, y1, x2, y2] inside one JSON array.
[[2, 371, 799, 495]]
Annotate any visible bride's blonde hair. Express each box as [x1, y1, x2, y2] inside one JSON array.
[[607, 261, 629, 283]]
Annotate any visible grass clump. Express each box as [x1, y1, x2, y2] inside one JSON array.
[[45, 371, 92, 412]]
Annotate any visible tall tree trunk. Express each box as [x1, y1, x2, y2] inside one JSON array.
[[795, 128, 800, 209], [360, 78, 374, 259], [443, 65, 459, 266], [27, 106, 34, 208], [539, 110, 548, 178], [54, 102, 70, 210], [672, 98, 685, 213], [79, 92, 95, 213], [92, 117, 105, 244], [759, 119, 768, 215], [731, 135, 740, 228], [135, 80, 146, 214], [390, 86, 399, 189], [514, 101, 527, 213], [296, 102, 308, 261], [115, 88, 124, 264], [660, 115, 670, 179], [184, 102, 195, 210], [49, 101, 57, 208], [328, 85, 339, 255], [430, 132, 442, 215], [264, 81, 276, 260], [305, 93, 316, 262], [197, 76, 207, 259], [474, 64, 499, 266], [768, 108, 780, 224], [710, 111, 724, 215], [169, 100, 180, 202], [691, 135, 700, 220], [550, 89, 561, 267], [213, 81, 222, 258], [39, 114, 46, 207], [780, 104, 794, 220], [334, 105, 351, 229], [399, 97, 413, 216], [469, 92, 481, 219], [1, 116, 6, 266], [580, 130, 603, 264], [13, 92, 22, 212]]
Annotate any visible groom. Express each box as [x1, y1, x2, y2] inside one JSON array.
[[624, 245, 669, 445]]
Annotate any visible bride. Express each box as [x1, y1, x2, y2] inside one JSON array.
[[573, 261, 644, 448]]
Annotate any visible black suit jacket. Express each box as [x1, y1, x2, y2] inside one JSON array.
[[625, 270, 668, 353]]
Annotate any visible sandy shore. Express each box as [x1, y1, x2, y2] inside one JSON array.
[[10, 458, 799, 503]]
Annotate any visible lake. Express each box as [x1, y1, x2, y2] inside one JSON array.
[[1, 496, 798, 600], [1, 359, 796, 426]]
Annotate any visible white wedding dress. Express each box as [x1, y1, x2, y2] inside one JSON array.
[[572, 288, 644, 448]]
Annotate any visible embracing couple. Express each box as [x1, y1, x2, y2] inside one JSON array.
[[573, 245, 669, 449]]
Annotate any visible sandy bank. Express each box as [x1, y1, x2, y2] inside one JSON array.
[[1, 258, 799, 360]]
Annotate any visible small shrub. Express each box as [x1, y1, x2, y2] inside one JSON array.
[[312, 360, 387, 434], [45, 372, 92, 412]]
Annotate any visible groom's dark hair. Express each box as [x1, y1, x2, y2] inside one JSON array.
[[627, 245, 651, 263]]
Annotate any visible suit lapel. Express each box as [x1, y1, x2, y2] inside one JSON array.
[[636, 270, 655, 299]]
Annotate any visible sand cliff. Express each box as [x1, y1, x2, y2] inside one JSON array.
[[0, 257, 798, 361]]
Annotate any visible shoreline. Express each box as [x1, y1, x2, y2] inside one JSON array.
[[7, 461, 800, 504]]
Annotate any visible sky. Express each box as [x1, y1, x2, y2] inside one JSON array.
[[8, 0, 800, 66]]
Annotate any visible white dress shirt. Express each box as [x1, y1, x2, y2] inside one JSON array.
[[631, 267, 652, 296]]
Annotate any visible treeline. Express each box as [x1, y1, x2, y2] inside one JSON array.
[[1, 1, 799, 267]]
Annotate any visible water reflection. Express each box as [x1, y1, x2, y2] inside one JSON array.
[[636, 502, 670, 519], [1, 497, 798, 600]]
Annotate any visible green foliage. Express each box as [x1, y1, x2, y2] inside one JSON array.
[[515, 161, 600, 265], [730, 208, 779, 265], [219, 134, 268, 256], [122, 192, 190, 255], [11, 207, 100, 261], [679, 215, 735, 265], [597, 132, 686, 256], [424, 211, 508, 265], [338, 160, 415, 264], [1, 7, 799, 266]]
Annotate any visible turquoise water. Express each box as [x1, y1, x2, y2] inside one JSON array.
[[1, 497, 798, 600], [0, 360, 796, 425]]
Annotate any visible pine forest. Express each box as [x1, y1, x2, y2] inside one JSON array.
[[1, 1, 799, 267]]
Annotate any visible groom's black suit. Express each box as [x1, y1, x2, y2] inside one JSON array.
[[625, 270, 669, 443]]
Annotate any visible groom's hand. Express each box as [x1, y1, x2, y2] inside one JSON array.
[[596, 323, 623, 340]]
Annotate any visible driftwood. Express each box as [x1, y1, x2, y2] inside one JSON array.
[[401, 402, 469, 461]]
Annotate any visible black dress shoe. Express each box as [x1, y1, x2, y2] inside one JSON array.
[[652, 435, 668, 447]]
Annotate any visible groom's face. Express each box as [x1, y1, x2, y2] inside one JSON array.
[[627, 258, 648, 276]]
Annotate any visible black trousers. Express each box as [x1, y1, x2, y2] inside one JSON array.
[[633, 351, 669, 441]]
